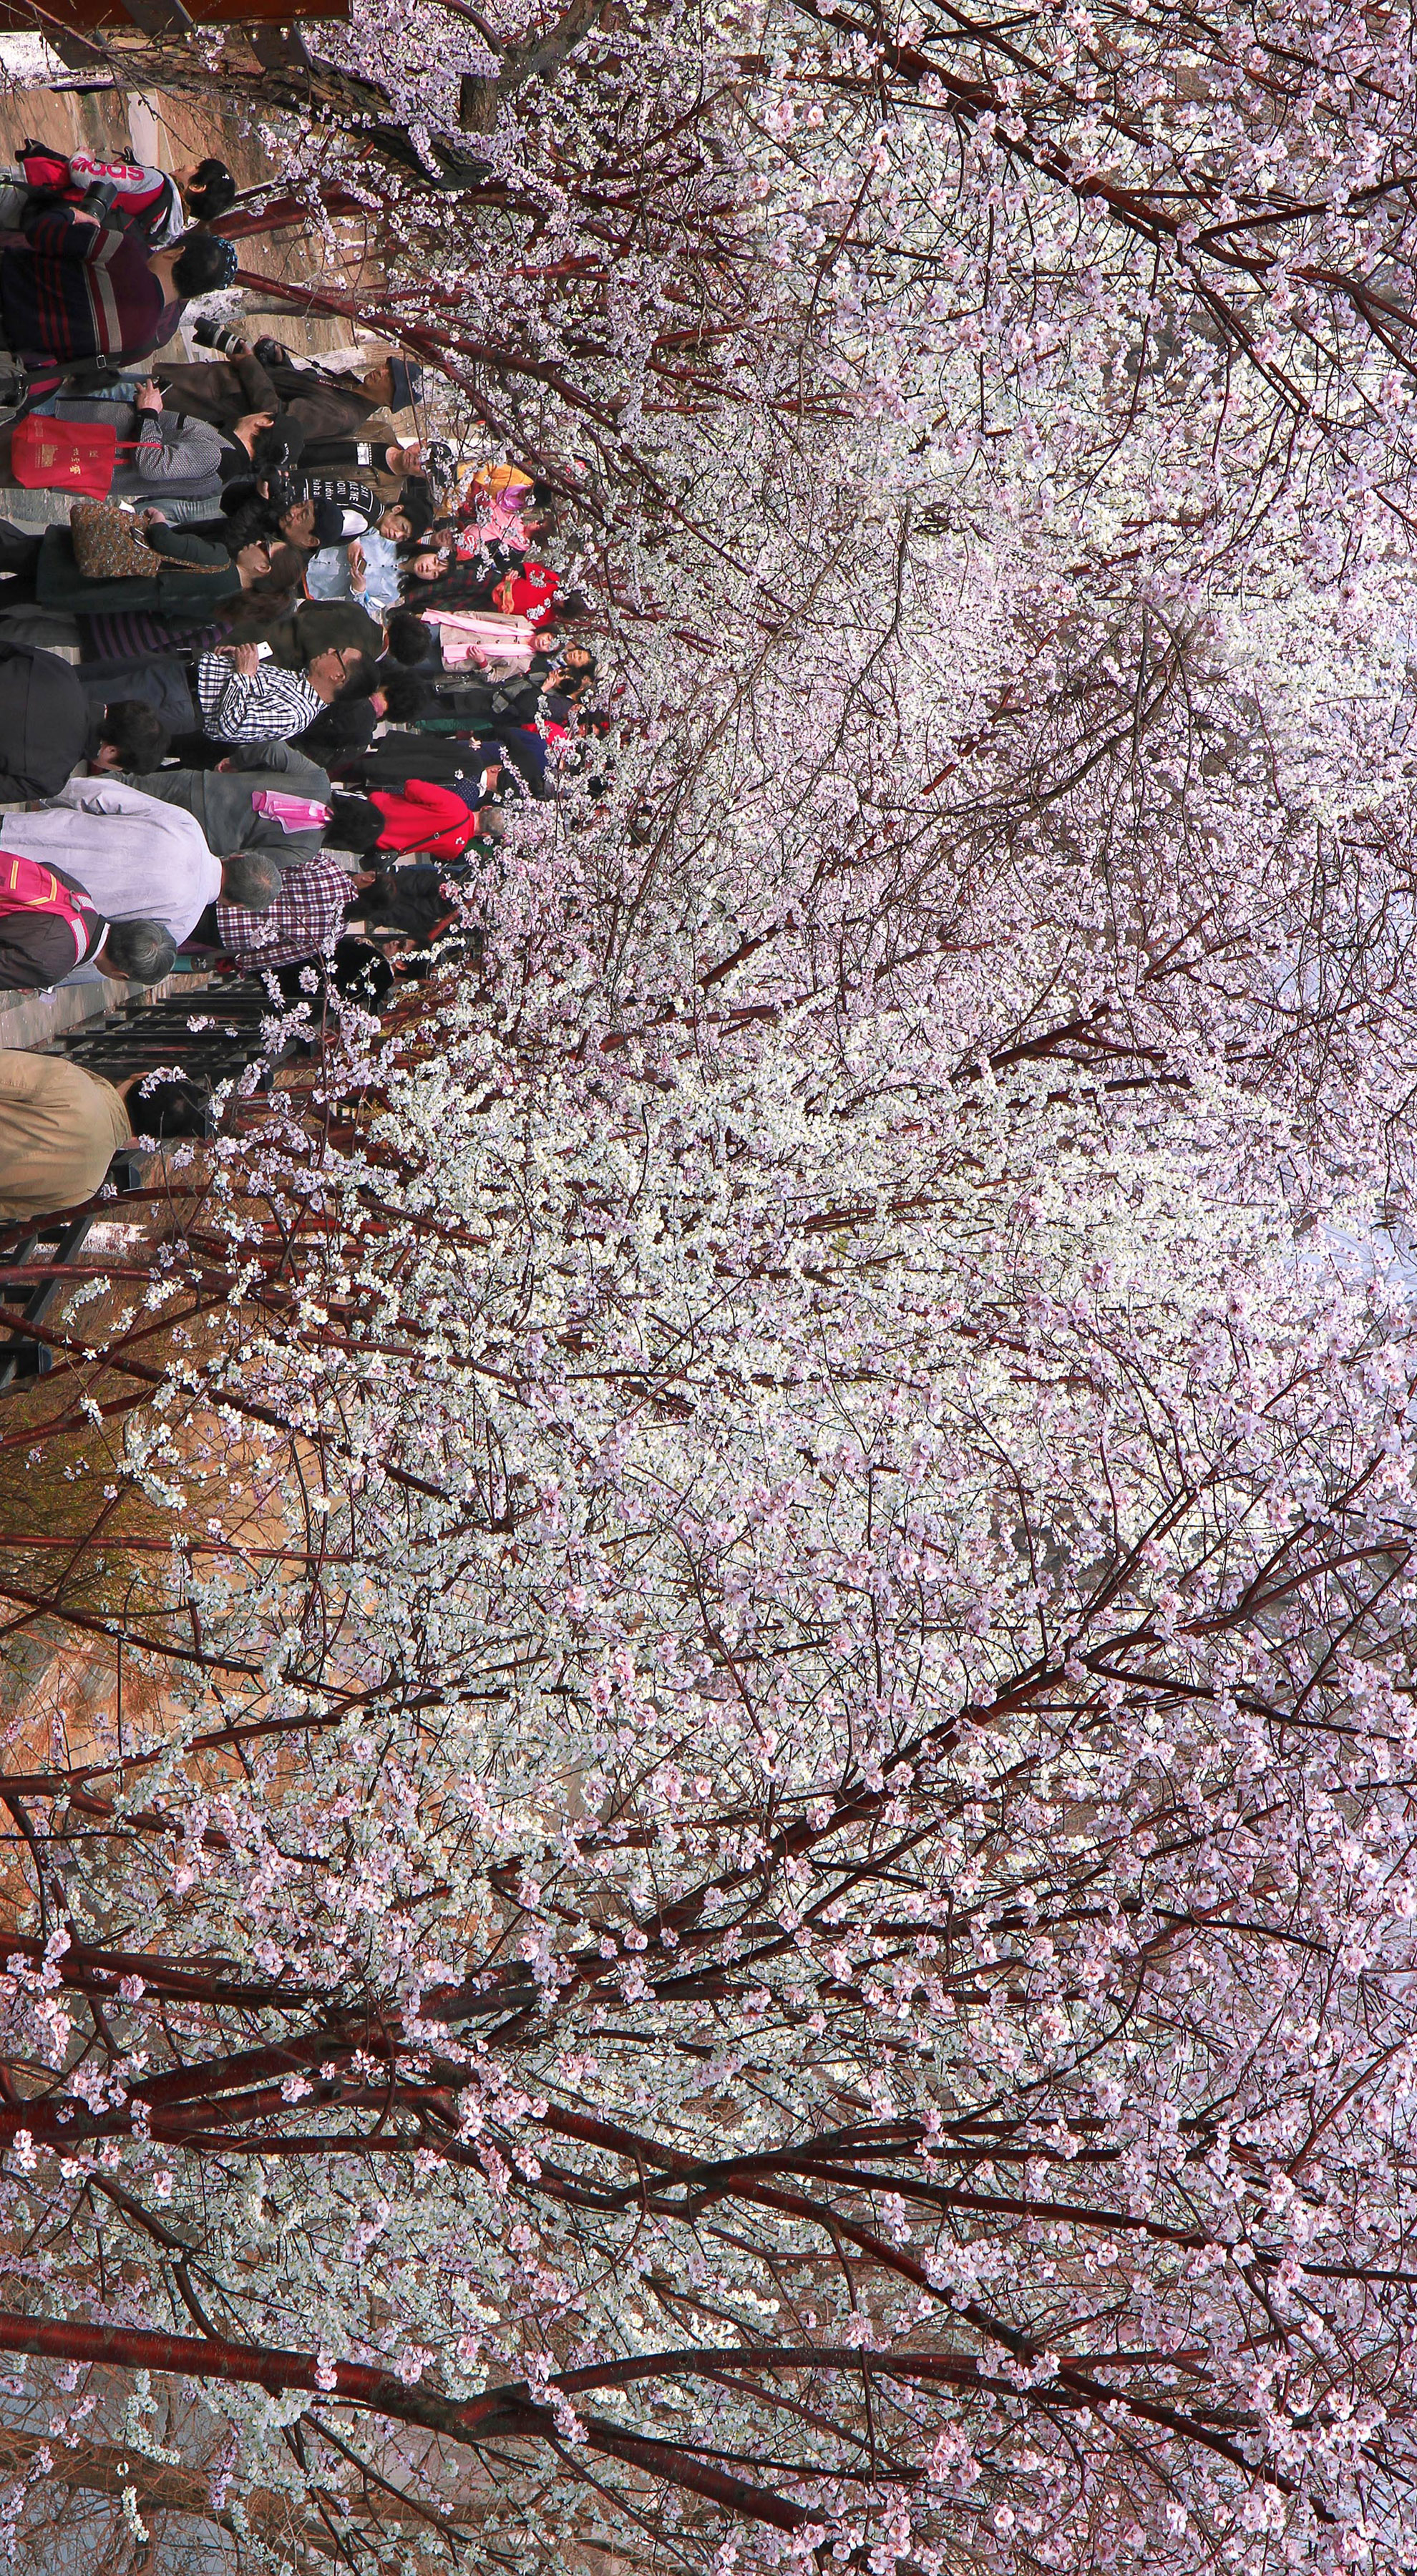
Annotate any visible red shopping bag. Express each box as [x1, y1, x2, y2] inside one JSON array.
[[10, 413, 117, 499]]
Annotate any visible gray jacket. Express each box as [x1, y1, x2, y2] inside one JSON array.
[[130, 743, 333, 872], [53, 401, 233, 502]]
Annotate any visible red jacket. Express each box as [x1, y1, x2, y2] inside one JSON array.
[[19, 148, 182, 248], [499, 560, 557, 626], [369, 779, 483, 859]]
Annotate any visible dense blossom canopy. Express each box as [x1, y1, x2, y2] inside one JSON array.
[[6, 3, 1417, 2570]]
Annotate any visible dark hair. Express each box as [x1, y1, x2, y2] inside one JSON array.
[[98, 699, 170, 769], [379, 670, 434, 722], [323, 648, 379, 698], [307, 499, 348, 550], [103, 919, 177, 984], [412, 572, 500, 615], [330, 937, 396, 1008], [170, 233, 240, 296], [385, 609, 438, 668], [396, 542, 452, 590], [365, 866, 462, 943], [554, 590, 594, 624], [218, 499, 277, 558], [388, 489, 433, 542], [328, 793, 386, 855], [221, 852, 282, 910], [185, 159, 237, 220], [250, 423, 300, 479], [292, 696, 377, 761], [213, 543, 306, 640]]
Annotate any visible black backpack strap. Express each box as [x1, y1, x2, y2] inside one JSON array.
[[3, 351, 125, 425]]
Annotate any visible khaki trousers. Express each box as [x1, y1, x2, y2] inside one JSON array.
[[0, 1049, 130, 1221]]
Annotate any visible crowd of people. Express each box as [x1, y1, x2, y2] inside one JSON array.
[[0, 135, 609, 1224]]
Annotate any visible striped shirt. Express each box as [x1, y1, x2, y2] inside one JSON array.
[[0, 207, 167, 367], [84, 610, 223, 664], [196, 652, 325, 746], [216, 854, 349, 971]]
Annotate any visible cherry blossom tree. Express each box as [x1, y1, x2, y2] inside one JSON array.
[[3, 543, 1417, 2562], [4, 3, 1417, 2565], [193, 0, 1417, 569]]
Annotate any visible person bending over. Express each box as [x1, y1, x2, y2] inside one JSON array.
[[196, 640, 376, 747], [134, 742, 333, 875], [211, 852, 356, 972], [4, 144, 235, 247], [0, 852, 173, 991], [0, 212, 238, 375], [1, 774, 279, 946], [0, 1048, 140, 1222]]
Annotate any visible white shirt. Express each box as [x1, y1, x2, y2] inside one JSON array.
[[0, 778, 221, 944]]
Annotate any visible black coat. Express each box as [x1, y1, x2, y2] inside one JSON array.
[[264, 361, 382, 439], [0, 639, 89, 797], [347, 736, 491, 790], [427, 678, 542, 729], [366, 862, 470, 941]]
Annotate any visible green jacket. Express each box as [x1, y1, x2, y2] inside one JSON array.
[[34, 522, 240, 620]]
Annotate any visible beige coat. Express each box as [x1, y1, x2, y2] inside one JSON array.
[[0, 1051, 131, 1222]]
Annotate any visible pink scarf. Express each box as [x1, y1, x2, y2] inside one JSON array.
[[250, 791, 333, 834]]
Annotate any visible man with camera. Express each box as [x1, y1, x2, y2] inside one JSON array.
[[0, 145, 236, 248], [156, 316, 283, 432], [160, 326, 421, 472]]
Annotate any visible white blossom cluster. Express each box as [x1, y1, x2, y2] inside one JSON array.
[[9, 1, 1417, 2567]]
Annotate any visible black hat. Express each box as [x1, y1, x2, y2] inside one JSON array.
[[387, 356, 424, 411], [393, 489, 434, 540], [309, 498, 345, 548]]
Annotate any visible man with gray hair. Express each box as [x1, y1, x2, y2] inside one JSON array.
[[0, 776, 280, 946], [0, 854, 174, 992]]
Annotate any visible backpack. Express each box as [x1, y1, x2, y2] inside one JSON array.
[[0, 852, 96, 967]]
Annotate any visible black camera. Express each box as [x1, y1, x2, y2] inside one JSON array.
[[192, 317, 245, 356], [76, 178, 120, 224]]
